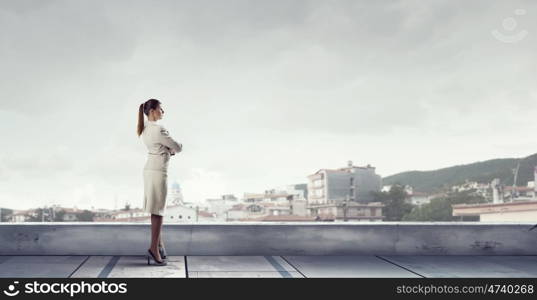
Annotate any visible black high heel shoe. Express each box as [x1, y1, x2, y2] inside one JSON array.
[[147, 249, 167, 266], [159, 245, 167, 260]]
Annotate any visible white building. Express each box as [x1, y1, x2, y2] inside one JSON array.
[[205, 194, 239, 221], [408, 192, 433, 206], [102, 208, 151, 222], [452, 200, 537, 222], [168, 181, 184, 206], [163, 204, 197, 223], [10, 209, 36, 222], [226, 204, 250, 221]]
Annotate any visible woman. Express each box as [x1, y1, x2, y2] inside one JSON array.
[[137, 99, 183, 266]]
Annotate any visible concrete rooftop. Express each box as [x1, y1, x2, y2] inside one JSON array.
[[1, 222, 537, 278], [2, 255, 537, 278]]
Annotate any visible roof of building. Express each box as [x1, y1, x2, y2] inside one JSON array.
[[94, 216, 150, 222], [308, 165, 376, 177], [197, 211, 216, 218], [452, 200, 537, 215], [11, 209, 36, 216], [504, 186, 535, 192], [229, 204, 247, 211], [243, 193, 289, 199], [238, 215, 318, 222]]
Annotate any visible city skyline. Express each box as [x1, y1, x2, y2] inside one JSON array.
[[1, 0, 536, 210]]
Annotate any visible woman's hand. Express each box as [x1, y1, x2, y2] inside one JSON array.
[[166, 146, 176, 156]]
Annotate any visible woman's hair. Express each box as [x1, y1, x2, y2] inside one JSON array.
[[137, 98, 161, 136]]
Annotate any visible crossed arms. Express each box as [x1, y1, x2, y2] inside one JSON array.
[[158, 126, 183, 156]]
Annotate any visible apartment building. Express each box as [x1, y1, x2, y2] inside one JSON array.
[[307, 161, 384, 222]]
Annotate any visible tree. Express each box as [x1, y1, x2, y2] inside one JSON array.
[[53, 210, 66, 222], [0, 208, 13, 222], [76, 210, 95, 222], [371, 184, 414, 221], [402, 189, 487, 221], [27, 207, 54, 222]]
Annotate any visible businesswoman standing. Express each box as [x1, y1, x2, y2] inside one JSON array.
[[137, 99, 183, 266]]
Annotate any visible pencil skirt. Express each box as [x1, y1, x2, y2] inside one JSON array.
[[143, 170, 168, 216]]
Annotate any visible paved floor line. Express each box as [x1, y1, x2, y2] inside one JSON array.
[[280, 256, 307, 278], [184, 256, 189, 279], [98, 256, 120, 278], [68, 256, 90, 278], [376, 255, 426, 278], [263, 256, 293, 278], [190, 271, 301, 272], [0, 256, 12, 265]]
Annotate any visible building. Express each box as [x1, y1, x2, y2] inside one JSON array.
[[307, 161, 383, 221], [10, 206, 83, 222], [9, 209, 37, 223], [226, 203, 250, 221], [94, 208, 151, 222], [282, 184, 309, 216], [168, 181, 184, 206], [92, 208, 115, 221], [58, 208, 80, 222], [238, 215, 318, 222], [450, 181, 491, 200], [503, 186, 536, 201], [408, 192, 433, 206], [452, 200, 537, 222], [197, 210, 218, 222], [163, 204, 197, 223], [227, 184, 311, 221], [243, 190, 289, 204], [205, 194, 239, 221]]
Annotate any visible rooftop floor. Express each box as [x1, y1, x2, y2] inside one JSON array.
[[2, 255, 537, 278]]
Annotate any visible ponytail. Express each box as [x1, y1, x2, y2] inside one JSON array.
[[137, 103, 145, 136], [137, 99, 161, 137]]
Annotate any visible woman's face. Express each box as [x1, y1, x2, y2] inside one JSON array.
[[151, 105, 164, 120]]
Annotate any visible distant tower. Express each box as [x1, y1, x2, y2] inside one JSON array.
[[169, 181, 184, 205]]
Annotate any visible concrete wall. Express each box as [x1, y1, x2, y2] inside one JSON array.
[[1, 222, 537, 256]]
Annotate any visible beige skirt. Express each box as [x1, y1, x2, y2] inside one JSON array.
[[143, 170, 168, 216]]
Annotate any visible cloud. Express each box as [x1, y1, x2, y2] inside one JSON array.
[[0, 0, 536, 210]]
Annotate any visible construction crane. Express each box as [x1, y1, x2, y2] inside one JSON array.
[[511, 160, 521, 201]]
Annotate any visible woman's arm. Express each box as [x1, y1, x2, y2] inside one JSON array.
[[158, 126, 182, 153]]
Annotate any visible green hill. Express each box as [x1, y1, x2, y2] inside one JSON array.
[[383, 153, 537, 193]]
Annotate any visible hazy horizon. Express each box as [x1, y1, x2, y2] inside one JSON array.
[[1, 0, 536, 210]]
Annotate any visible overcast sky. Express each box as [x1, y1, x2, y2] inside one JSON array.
[[1, 0, 536, 210]]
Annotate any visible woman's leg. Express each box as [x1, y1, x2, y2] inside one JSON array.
[[150, 214, 163, 261], [158, 224, 164, 249]]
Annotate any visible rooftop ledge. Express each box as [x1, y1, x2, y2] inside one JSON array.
[[1, 222, 536, 256]]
